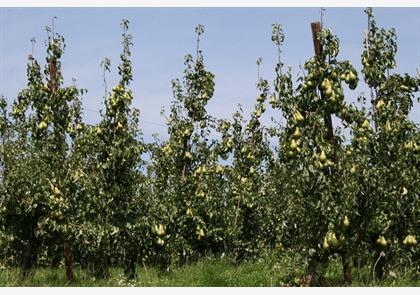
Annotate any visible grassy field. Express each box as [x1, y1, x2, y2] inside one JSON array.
[[1, 252, 419, 287]]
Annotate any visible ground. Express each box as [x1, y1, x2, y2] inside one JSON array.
[[1, 252, 419, 287]]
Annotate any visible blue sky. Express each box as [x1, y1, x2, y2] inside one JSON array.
[[0, 7, 419, 142]]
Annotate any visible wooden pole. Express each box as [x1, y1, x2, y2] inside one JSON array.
[[311, 22, 323, 56], [310, 22, 352, 285], [49, 62, 57, 94], [311, 22, 335, 163]]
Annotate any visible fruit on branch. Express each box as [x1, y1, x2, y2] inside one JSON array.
[[319, 150, 327, 163], [343, 216, 350, 229], [38, 120, 48, 130], [376, 235, 387, 248]]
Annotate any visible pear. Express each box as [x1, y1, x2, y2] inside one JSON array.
[[410, 236, 417, 246], [154, 224, 165, 236], [349, 71, 357, 82], [345, 73, 350, 83], [196, 228, 205, 240], [194, 166, 202, 176], [321, 79, 327, 90], [123, 92, 132, 101], [328, 232, 340, 248], [183, 128, 191, 137], [376, 235, 387, 247], [362, 119, 370, 129], [201, 166, 207, 174], [290, 139, 298, 150], [293, 128, 301, 138], [226, 138, 233, 149], [216, 165, 224, 174], [184, 151, 192, 160], [385, 120, 392, 132], [53, 187, 62, 196], [38, 121, 48, 130], [404, 141, 414, 150], [343, 216, 350, 229], [269, 96, 276, 105], [323, 237, 330, 250], [156, 238, 165, 246], [319, 150, 327, 163], [404, 235, 417, 246], [375, 99, 385, 109], [293, 110, 304, 122], [325, 87, 333, 96], [221, 122, 229, 131], [186, 208, 193, 216]]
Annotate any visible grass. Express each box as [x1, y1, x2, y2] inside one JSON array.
[[0, 252, 419, 287]]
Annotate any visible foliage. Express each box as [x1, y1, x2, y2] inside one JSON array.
[[0, 9, 418, 286]]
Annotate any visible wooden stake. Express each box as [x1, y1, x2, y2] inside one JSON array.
[[310, 22, 335, 161], [311, 22, 323, 57], [49, 61, 57, 94]]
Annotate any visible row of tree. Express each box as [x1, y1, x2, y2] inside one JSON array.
[[0, 9, 419, 285]]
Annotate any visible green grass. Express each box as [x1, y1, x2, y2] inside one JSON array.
[[1, 253, 419, 287]]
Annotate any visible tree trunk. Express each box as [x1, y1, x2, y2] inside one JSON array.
[[123, 253, 137, 280], [342, 252, 352, 284], [305, 252, 328, 286], [93, 251, 109, 279], [20, 219, 36, 281], [64, 240, 73, 282]]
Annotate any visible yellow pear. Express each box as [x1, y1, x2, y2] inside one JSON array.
[[269, 96, 276, 105], [319, 150, 327, 163], [156, 238, 165, 246], [343, 216, 350, 229], [293, 128, 301, 138], [349, 71, 356, 82], [325, 87, 333, 96], [290, 139, 298, 150], [184, 151, 192, 160], [323, 237, 330, 250], [362, 119, 370, 129], [186, 208, 193, 216], [38, 121, 48, 130], [376, 99, 385, 109]]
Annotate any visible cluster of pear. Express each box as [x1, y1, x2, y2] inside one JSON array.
[[154, 224, 166, 246], [323, 216, 350, 251]]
